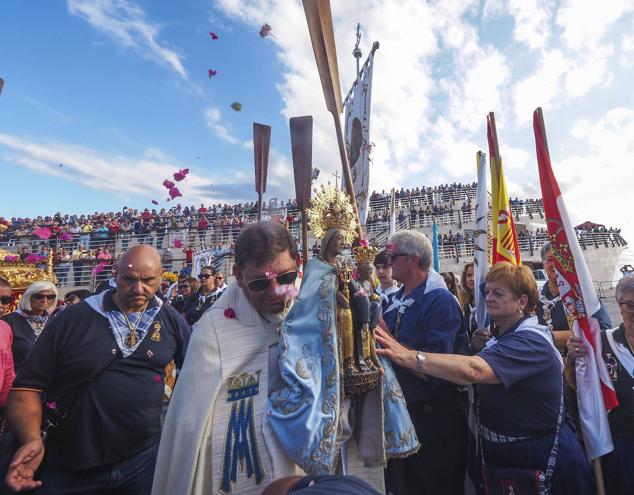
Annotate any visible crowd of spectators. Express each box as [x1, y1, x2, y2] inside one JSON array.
[[0, 182, 626, 290]]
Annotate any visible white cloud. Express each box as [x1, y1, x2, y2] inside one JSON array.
[[512, 49, 570, 124], [67, 0, 187, 78], [555, 108, 634, 238], [507, 0, 552, 50], [0, 133, 219, 203], [556, 0, 634, 50], [204, 107, 239, 145]]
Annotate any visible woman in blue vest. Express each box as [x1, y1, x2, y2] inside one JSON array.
[[376, 262, 592, 494]]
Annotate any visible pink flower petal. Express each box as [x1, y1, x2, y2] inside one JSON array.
[[209, 32, 218, 40], [173, 239, 183, 248], [208, 69, 217, 78], [163, 179, 175, 189], [151, 200, 159, 205], [169, 186, 182, 199], [33, 227, 52, 239], [92, 261, 108, 275]]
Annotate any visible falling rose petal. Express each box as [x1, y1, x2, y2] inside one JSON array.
[[209, 32, 218, 40], [59, 232, 72, 241], [33, 227, 52, 239], [259, 23, 276, 39], [151, 200, 159, 205], [208, 69, 217, 78], [173, 172, 185, 181], [169, 186, 182, 200], [92, 261, 108, 275], [173, 239, 183, 248], [230, 102, 242, 112], [162, 179, 175, 189]]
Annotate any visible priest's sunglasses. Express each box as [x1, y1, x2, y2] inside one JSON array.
[[246, 271, 298, 292]]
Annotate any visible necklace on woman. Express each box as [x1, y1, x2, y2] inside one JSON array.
[[539, 293, 562, 331]]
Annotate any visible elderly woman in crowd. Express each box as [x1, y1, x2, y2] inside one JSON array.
[[376, 262, 592, 494], [1, 281, 58, 373], [537, 242, 611, 353], [568, 274, 634, 494]]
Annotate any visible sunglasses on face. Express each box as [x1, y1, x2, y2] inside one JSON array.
[[199, 273, 213, 280], [0, 295, 12, 305], [390, 252, 409, 262], [246, 271, 298, 292], [215, 276, 224, 280], [32, 293, 56, 301]]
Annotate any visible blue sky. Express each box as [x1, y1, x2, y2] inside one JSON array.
[[1, 0, 633, 245]]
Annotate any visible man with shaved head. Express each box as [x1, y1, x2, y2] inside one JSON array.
[[4, 245, 190, 494]]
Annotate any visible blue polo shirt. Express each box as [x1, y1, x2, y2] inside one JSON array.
[[478, 316, 562, 437], [383, 280, 467, 405], [13, 292, 191, 470]]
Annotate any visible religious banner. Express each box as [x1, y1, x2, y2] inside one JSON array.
[[474, 151, 489, 330], [533, 108, 616, 460], [192, 248, 213, 277], [487, 113, 521, 266], [344, 46, 377, 226]]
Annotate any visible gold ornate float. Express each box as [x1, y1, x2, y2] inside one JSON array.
[[0, 249, 57, 290]]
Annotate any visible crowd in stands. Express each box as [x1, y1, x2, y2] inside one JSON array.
[[1, 182, 626, 291]]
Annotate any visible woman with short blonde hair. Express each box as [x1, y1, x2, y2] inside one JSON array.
[[2, 280, 58, 372]]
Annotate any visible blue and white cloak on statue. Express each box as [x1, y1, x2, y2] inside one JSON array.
[[268, 257, 419, 476]]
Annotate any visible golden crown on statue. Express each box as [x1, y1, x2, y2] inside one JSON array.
[[307, 183, 358, 245], [353, 244, 378, 264]]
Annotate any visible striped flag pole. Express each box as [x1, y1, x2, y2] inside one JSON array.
[[533, 107, 614, 494], [432, 219, 440, 272], [487, 113, 521, 266]]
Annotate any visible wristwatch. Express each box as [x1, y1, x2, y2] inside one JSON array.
[[415, 351, 426, 372]]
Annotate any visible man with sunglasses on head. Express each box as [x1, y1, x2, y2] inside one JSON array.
[[154, 222, 302, 495]]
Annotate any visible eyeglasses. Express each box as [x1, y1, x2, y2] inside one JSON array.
[[247, 271, 298, 292], [0, 295, 12, 305], [389, 252, 409, 262], [199, 273, 213, 279], [619, 301, 634, 314], [32, 293, 56, 301]]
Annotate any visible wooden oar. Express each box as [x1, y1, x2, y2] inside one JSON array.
[[302, 0, 363, 239], [290, 116, 313, 265], [253, 123, 271, 221]]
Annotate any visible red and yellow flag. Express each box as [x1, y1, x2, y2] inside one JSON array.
[[487, 113, 521, 266]]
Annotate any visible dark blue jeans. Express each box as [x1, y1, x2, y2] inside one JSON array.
[[36, 442, 158, 495]]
